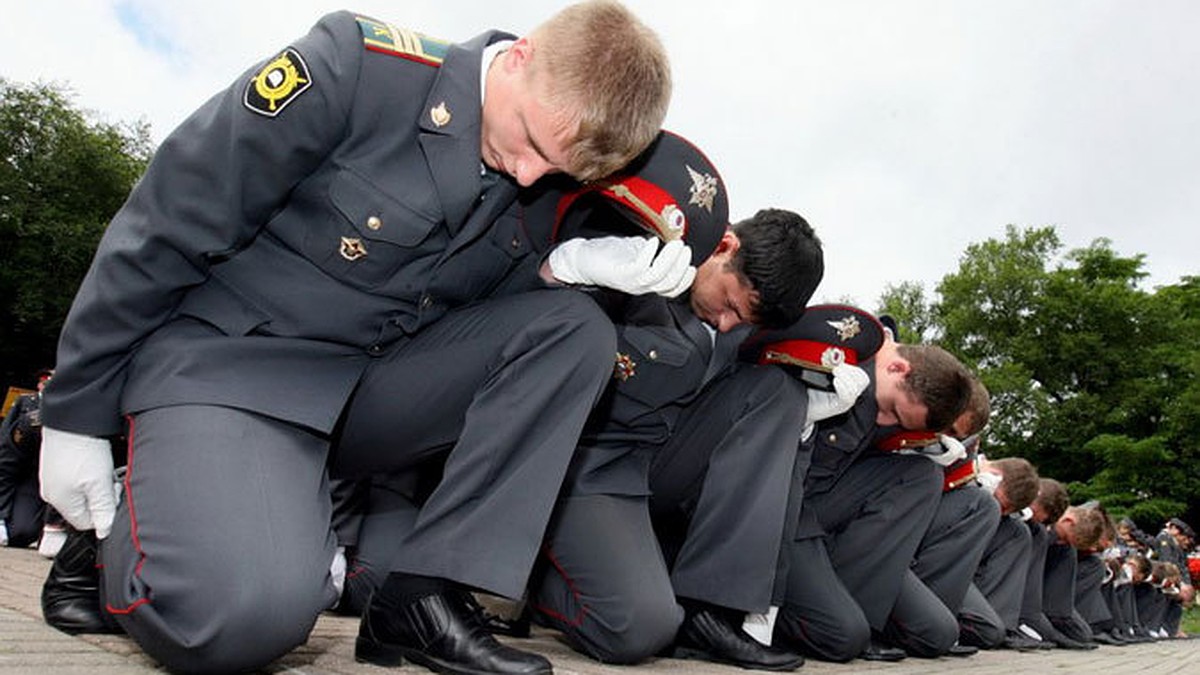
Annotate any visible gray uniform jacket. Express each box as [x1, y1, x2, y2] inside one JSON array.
[[805, 364, 893, 496], [43, 12, 541, 436], [568, 295, 746, 496]]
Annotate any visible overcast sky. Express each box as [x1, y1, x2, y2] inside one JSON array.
[[3, 1, 1197, 307]]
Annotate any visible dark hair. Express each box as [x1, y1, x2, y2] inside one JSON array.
[[730, 208, 824, 328], [992, 457, 1039, 511], [1035, 478, 1069, 523], [959, 377, 991, 436], [894, 343, 972, 432]]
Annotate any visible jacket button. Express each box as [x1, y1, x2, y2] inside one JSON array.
[[420, 295, 434, 309], [367, 344, 383, 355], [510, 236, 521, 249], [366, 216, 382, 230], [648, 349, 659, 360], [828, 433, 838, 444]]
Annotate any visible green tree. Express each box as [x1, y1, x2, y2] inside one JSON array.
[[932, 226, 1200, 526], [0, 79, 151, 389], [876, 280, 935, 344]]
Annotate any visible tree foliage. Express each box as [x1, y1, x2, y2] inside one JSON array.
[[876, 281, 935, 345], [922, 226, 1200, 527], [0, 79, 151, 389]]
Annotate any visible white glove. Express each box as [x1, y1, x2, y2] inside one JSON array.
[[801, 363, 869, 440], [930, 434, 969, 467], [39, 426, 117, 539], [0, 520, 7, 546], [548, 236, 696, 298]]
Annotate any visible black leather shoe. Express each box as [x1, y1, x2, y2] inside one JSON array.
[[1003, 631, 1045, 652], [41, 529, 121, 635], [1090, 630, 1123, 646], [1051, 634, 1097, 650], [356, 589, 551, 674], [945, 642, 978, 657], [674, 607, 804, 671], [482, 605, 531, 639], [860, 638, 907, 662]]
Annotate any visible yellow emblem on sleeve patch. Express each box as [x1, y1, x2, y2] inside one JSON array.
[[244, 48, 312, 117]]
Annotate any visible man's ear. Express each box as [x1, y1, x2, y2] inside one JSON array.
[[887, 358, 911, 376], [505, 37, 534, 73], [712, 229, 739, 255]]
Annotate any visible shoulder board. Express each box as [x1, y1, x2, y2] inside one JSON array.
[[356, 16, 448, 66], [876, 430, 939, 452]]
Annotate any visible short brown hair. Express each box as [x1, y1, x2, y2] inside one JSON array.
[[894, 343, 973, 432], [528, 0, 671, 181], [991, 457, 1039, 511], [1035, 478, 1069, 523], [957, 377, 991, 437], [1064, 505, 1105, 551]]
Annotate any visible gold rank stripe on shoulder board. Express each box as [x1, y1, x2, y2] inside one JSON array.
[[356, 16, 448, 66]]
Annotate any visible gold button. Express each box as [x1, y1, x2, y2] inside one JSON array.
[[510, 236, 521, 249], [828, 433, 838, 443], [366, 215, 382, 230], [420, 295, 433, 309], [648, 349, 659, 360]]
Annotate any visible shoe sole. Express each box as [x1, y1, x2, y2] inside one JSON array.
[[355, 637, 551, 675], [674, 645, 803, 671]]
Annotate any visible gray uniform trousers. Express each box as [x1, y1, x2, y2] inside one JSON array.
[[1042, 538, 1093, 641], [1075, 553, 1112, 628], [1134, 582, 1170, 633], [884, 483, 999, 655], [336, 471, 430, 617], [101, 290, 614, 673], [775, 453, 942, 661], [1101, 582, 1138, 634], [531, 365, 808, 663], [959, 513, 1032, 645]]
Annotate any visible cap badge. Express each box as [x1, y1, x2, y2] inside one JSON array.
[[686, 164, 718, 213], [828, 315, 861, 342], [430, 101, 451, 127], [339, 237, 368, 261], [614, 352, 637, 381], [663, 204, 686, 234], [820, 347, 847, 368]]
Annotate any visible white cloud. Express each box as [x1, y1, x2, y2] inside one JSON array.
[[3, 0, 1197, 307]]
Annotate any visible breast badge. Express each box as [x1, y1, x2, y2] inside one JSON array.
[[430, 101, 452, 128], [244, 48, 312, 117], [339, 237, 368, 261], [614, 352, 637, 381]]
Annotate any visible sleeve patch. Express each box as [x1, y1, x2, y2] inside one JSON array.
[[356, 16, 447, 66], [243, 48, 312, 117]]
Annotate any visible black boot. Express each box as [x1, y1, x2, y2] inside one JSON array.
[[356, 576, 551, 674], [41, 529, 120, 634]]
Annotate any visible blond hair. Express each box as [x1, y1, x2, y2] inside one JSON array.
[[527, 0, 670, 181]]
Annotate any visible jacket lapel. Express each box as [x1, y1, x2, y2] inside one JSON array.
[[417, 30, 510, 233]]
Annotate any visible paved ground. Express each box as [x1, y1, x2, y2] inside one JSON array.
[[1, 546, 1197, 674]]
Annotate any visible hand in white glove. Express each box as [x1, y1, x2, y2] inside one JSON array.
[[0, 520, 7, 546], [800, 363, 870, 440], [927, 434, 969, 467], [547, 236, 696, 298], [39, 427, 116, 539]]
